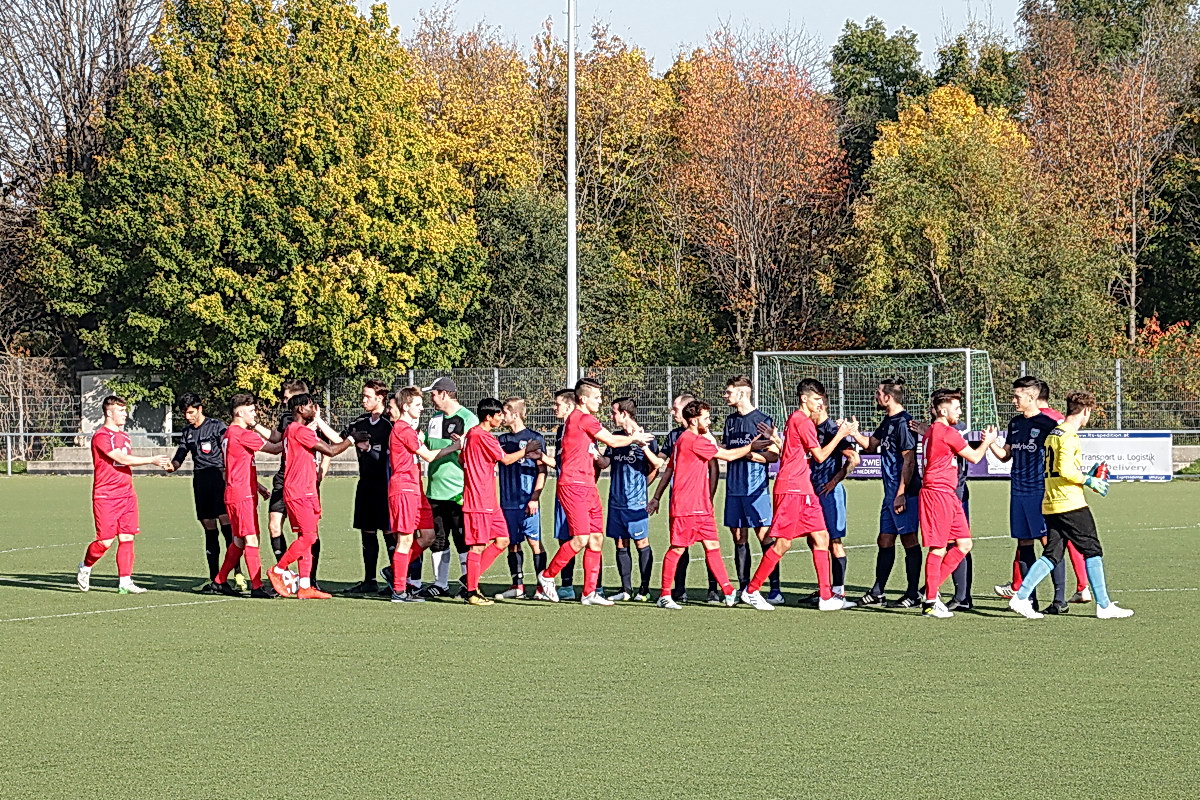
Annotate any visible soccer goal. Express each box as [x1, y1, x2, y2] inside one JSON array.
[[752, 349, 1001, 431]]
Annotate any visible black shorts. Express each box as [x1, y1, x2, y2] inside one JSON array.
[[192, 469, 226, 521], [429, 499, 465, 553], [353, 478, 389, 532], [269, 472, 287, 516], [1044, 506, 1103, 563]]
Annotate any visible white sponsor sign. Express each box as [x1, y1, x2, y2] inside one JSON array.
[[975, 431, 1172, 481]]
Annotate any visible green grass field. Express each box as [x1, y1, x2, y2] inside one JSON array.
[[1, 475, 1197, 799]]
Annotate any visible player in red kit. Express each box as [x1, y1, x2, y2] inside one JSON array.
[[743, 379, 859, 612], [656, 399, 764, 610], [267, 393, 353, 599], [919, 389, 996, 618], [459, 398, 543, 605], [210, 393, 283, 598], [537, 378, 654, 606], [76, 396, 171, 593]]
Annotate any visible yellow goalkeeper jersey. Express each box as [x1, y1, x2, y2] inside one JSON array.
[[1043, 424, 1087, 515]]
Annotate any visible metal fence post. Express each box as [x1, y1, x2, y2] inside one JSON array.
[[1115, 358, 1124, 430], [16, 357, 25, 459], [407, 369, 415, 388], [493, 368, 500, 399], [1020, 360, 1027, 377], [6, 436, 11, 476], [837, 365, 845, 419], [665, 366, 673, 433], [965, 351, 973, 431], [324, 385, 331, 417]]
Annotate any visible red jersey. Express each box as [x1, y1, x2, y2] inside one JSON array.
[[283, 421, 320, 501], [775, 410, 819, 495], [389, 421, 422, 494], [669, 430, 718, 517], [922, 422, 968, 494], [223, 424, 265, 503], [558, 408, 603, 486], [91, 426, 134, 499], [1040, 406, 1065, 423], [461, 425, 505, 513]]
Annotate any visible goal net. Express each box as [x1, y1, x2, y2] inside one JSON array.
[[753, 349, 1000, 431]]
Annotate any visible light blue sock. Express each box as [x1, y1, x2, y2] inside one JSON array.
[[1085, 556, 1111, 608], [1016, 557, 1055, 601]]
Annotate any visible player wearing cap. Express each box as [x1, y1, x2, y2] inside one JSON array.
[[342, 379, 394, 596], [496, 397, 548, 600]]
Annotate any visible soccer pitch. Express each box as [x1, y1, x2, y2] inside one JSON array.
[[1, 476, 1197, 799]]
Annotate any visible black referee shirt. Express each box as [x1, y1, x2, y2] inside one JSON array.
[[173, 417, 228, 472], [343, 413, 391, 481]]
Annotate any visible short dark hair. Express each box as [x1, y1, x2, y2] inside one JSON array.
[[1066, 391, 1095, 416], [797, 378, 826, 399], [682, 399, 710, 422], [1013, 376, 1040, 392], [394, 386, 421, 411], [612, 396, 637, 419], [288, 393, 313, 411], [554, 388, 576, 403], [178, 392, 203, 412], [726, 374, 752, 389], [282, 380, 309, 399], [574, 377, 602, 402], [230, 393, 256, 414], [478, 397, 504, 420], [363, 379, 388, 397], [102, 395, 127, 415], [1037, 379, 1051, 402], [879, 377, 906, 402], [931, 388, 963, 410]]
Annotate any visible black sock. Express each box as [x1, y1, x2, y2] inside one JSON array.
[[383, 533, 398, 563], [310, 538, 322, 585], [872, 545, 895, 595], [903, 545, 922, 597], [562, 555, 575, 587], [615, 546, 633, 594], [832, 554, 847, 588], [1051, 557, 1067, 605], [951, 552, 970, 603], [763, 537, 781, 594], [204, 527, 221, 580], [637, 545, 654, 595], [409, 553, 423, 583], [672, 548, 690, 600], [1017, 543, 1038, 606], [361, 530, 379, 583], [706, 558, 719, 593], [533, 550, 547, 575], [219, 522, 241, 575], [511, 549, 525, 585], [732, 541, 749, 590], [271, 534, 287, 561]]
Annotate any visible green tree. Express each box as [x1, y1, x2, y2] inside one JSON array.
[[935, 24, 1024, 109], [34, 0, 481, 400]]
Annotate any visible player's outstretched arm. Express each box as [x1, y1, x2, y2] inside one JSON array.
[[500, 439, 541, 466], [170, 441, 188, 472], [595, 427, 654, 450], [956, 427, 998, 464], [713, 435, 762, 463], [810, 419, 858, 464], [313, 437, 354, 458], [109, 449, 172, 470], [251, 423, 284, 454]]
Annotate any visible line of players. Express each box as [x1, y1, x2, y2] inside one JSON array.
[[74, 373, 1133, 618]]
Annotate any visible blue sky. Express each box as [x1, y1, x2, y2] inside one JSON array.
[[381, 1, 1023, 70]]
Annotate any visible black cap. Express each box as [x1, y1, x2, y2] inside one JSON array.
[[422, 376, 458, 394]]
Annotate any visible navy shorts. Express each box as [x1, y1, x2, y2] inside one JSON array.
[[879, 493, 920, 535], [723, 491, 773, 528], [554, 497, 571, 542], [606, 506, 650, 541], [818, 484, 847, 540], [1009, 494, 1045, 540], [503, 507, 542, 545]]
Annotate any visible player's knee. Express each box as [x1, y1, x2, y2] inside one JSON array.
[[831, 542, 846, 557], [241, 535, 255, 547], [772, 538, 793, 554], [899, 533, 919, 548], [496, 537, 510, 549], [877, 533, 896, 547], [117, 533, 135, 543], [201, 519, 218, 531], [957, 538, 974, 554]]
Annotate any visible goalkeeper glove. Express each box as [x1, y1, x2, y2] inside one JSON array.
[[1084, 476, 1109, 497]]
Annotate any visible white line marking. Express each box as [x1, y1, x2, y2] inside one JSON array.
[[1113, 587, 1199, 593], [0, 598, 232, 624]]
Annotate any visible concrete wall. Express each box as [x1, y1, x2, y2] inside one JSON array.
[[79, 371, 170, 446]]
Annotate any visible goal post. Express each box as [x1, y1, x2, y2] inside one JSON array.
[[752, 349, 1000, 432]]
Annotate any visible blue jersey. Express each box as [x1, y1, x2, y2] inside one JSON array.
[[497, 428, 545, 509], [607, 440, 659, 510], [873, 410, 921, 497], [812, 417, 854, 491], [1005, 413, 1058, 496], [723, 409, 772, 496], [955, 422, 971, 501]]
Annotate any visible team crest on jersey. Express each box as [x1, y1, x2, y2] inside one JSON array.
[[201, 441, 213, 454]]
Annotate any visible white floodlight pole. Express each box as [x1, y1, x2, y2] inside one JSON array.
[[565, 0, 579, 383]]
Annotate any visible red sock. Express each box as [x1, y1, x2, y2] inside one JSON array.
[[83, 540, 108, 567], [941, 548, 967, 589], [812, 548, 832, 600], [1067, 541, 1088, 591], [661, 548, 681, 597], [704, 547, 734, 595], [115, 539, 135, 578], [924, 551, 944, 600], [582, 548, 601, 596], [544, 542, 577, 579], [391, 548, 413, 592], [466, 550, 482, 591], [243, 545, 263, 589], [1012, 547, 1023, 590], [277, 532, 313, 572], [216, 542, 244, 584], [479, 542, 504, 575], [747, 548, 782, 593]]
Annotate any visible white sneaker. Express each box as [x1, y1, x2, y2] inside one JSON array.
[[1069, 587, 1094, 604], [723, 591, 737, 607], [1096, 602, 1134, 619], [818, 596, 855, 611], [495, 587, 522, 600], [741, 589, 775, 611], [835, 593, 857, 608], [1008, 596, 1044, 619], [537, 571, 559, 603], [633, 592, 650, 602], [118, 581, 147, 595], [922, 599, 954, 619], [656, 595, 683, 610], [581, 592, 614, 606], [76, 563, 91, 592], [533, 589, 548, 601], [608, 591, 632, 602], [994, 582, 1015, 598]]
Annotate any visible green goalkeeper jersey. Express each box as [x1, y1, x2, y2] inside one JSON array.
[[426, 405, 479, 503]]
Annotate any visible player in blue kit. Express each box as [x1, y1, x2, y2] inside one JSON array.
[[806, 390, 860, 604], [851, 377, 924, 608], [495, 398, 548, 600], [597, 397, 664, 601], [721, 375, 781, 602]]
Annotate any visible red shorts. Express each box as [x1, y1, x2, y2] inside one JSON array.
[[93, 494, 139, 540], [670, 515, 718, 547], [770, 492, 825, 540], [557, 483, 603, 538], [919, 490, 970, 549], [389, 490, 434, 534], [464, 509, 508, 546], [285, 495, 322, 535], [225, 496, 260, 540]]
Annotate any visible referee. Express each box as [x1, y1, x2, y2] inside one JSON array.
[[342, 379, 393, 595], [170, 392, 244, 593]]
